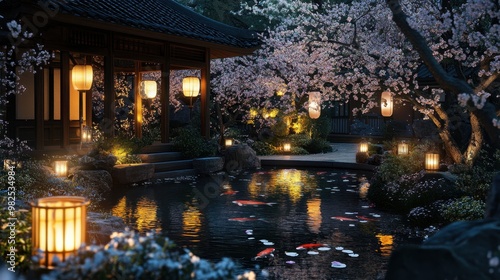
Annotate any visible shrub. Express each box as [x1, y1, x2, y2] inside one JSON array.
[[303, 138, 333, 154], [250, 141, 276, 155], [452, 148, 500, 201], [41, 229, 255, 280], [440, 196, 486, 223], [172, 126, 217, 158]]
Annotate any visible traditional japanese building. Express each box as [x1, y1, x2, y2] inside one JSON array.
[[1, 0, 260, 150]]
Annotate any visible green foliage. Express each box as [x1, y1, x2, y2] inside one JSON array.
[[0, 198, 31, 273], [303, 138, 333, 154], [250, 141, 276, 155], [440, 196, 486, 223], [452, 148, 500, 201], [0, 160, 105, 210], [41, 229, 255, 280], [172, 125, 217, 158]]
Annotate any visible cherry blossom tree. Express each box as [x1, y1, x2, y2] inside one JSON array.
[[211, 0, 500, 164]]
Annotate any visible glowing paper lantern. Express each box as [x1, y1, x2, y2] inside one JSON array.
[[425, 153, 440, 171], [81, 126, 92, 144], [31, 196, 89, 268], [71, 65, 93, 91], [381, 91, 393, 117], [359, 142, 369, 153], [397, 142, 409, 155], [140, 80, 157, 99], [54, 160, 68, 177], [182, 76, 200, 98], [308, 91, 321, 119], [225, 138, 233, 147], [283, 143, 291, 152]]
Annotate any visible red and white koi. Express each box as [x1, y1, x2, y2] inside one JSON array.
[[331, 216, 358, 222], [254, 248, 275, 259]]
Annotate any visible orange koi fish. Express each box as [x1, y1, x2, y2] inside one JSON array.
[[331, 216, 358, 222], [296, 243, 328, 250], [232, 200, 276, 206], [356, 215, 378, 222], [254, 248, 275, 259], [220, 190, 238, 196]]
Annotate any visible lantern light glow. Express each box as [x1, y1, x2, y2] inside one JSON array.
[[425, 153, 440, 171], [398, 142, 409, 155], [54, 161, 68, 177], [381, 91, 393, 117], [140, 80, 157, 99], [71, 65, 93, 91], [31, 196, 89, 268], [308, 91, 321, 119], [225, 139, 233, 147], [182, 76, 200, 97], [359, 142, 369, 153], [283, 143, 291, 152]]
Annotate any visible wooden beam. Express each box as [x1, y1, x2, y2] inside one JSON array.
[[200, 49, 210, 139], [60, 51, 70, 147], [161, 44, 170, 143], [103, 53, 115, 137], [34, 69, 44, 150], [134, 61, 142, 139]]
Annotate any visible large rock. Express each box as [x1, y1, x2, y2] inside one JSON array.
[[192, 157, 224, 175], [79, 154, 117, 171], [111, 163, 155, 185], [223, 144, 261, 172], [72, 170, 113, 194], [87, 212, 127, 245], [386, 173, 500, 280]]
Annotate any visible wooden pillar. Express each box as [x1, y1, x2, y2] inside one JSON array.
[[60, 51, 70, 147], [160, 46, 170, 143], [200, 49, 210, 139], [34, 69, 44, 150], [134, 62, 143, 138], [103, 54, 115, 137], [85, 56, 92, 129]]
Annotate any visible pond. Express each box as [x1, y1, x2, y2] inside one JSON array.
[[103, 167, 410, 279]]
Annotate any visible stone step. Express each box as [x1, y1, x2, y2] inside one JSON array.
[[138, 152, 184, 163], [153, 159, 193, 172], [152, 169, 198, 180], [140, 143, 176, 154]]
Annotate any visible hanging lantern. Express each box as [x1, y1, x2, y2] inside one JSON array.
[[81, 126, 92, 144], [182, 76, 200, 97], [140, 80, 157, 99], [54, 160, 68, 177], [308, 91, 321, 119], [397, 142, 409, 155], [71, 65, 93, 91], [359, 141, 369, 153], [283, 143, 291, 152], [425, 153, 440, 171], [31, 196, 89, 268], [381, 91, 393, 117]]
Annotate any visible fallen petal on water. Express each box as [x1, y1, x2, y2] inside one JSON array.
[[342, 249, 353, 254], [331, 261, 347, 268], [307, 251, 319, 255], [335, 247, 344, 251], [318, 247, 331, 251], [349, 253, 359, 258], [285, 252, 299, 257]]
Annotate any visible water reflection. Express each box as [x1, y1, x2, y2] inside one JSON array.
[[306, 198, 322, 234], [104, 168, 408, 279], [376, 234, 394, 257], [111, 196, 161, 232]]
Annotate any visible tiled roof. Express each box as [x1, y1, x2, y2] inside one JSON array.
[[57, 0, 260, 49]]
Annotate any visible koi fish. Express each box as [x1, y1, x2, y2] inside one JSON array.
[[356, 215, 378, 222], [254, 248, 275, 259], [220, 190, 238, 196], [232, 200, 276, 206], [228, 217, 259, 222], [296, 243, 328, 250], [331, 216, 358, 222]]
